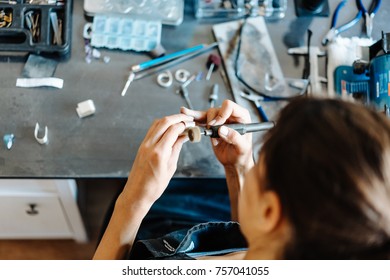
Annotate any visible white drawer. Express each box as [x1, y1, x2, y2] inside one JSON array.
[[0, 194, 72, 239], [0, 179, 65, 196]]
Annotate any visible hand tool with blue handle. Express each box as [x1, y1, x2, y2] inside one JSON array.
[[357, 0, 381, 38], [322, 0, 381, 45], [322, 0, 363, 45], [131, 44, 206, 72], [240, 90, 271, 122], [121, 43, 218, 96]]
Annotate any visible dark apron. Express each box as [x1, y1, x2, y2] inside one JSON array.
[[129, 221, 247, 260]]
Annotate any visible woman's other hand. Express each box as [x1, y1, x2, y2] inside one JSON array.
[[123, 113, 193, 206], [181, 100, 254, 172]]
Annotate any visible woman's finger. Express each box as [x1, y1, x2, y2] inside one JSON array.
[[157, 121, 188, 149], [144, 114, 194, 145], [218, 125, 251, 153], [208, 100, 251, 126], [180, 107, 207, 122]]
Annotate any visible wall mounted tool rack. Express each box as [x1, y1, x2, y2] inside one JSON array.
[[0, 0, 72, 59]]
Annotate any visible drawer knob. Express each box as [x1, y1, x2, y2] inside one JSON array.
[[26, 203, 39, 215]]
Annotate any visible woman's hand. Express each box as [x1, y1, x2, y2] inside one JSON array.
[[94, 113, 193, 260], [181, 100, 254, 221], [122, 113, 193, 206], [181, 100, 254, 171]]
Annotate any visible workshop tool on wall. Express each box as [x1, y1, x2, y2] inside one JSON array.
[[334, 32, 390, 112], [121, 42, 218, 96], [185, 122, 275, 143], [34, 123, 48, 145], [209, 84, 219, 108], [206, 54, 221, 80]]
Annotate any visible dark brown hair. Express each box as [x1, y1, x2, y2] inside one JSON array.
[[261, 97, 390, 259]]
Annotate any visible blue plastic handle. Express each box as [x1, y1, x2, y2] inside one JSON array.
[[132, 44, 206, 72], [257, 105, 269, 122]]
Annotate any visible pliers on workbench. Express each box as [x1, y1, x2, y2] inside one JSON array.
[[240, 90, 270, 122], [357, 0, 381, 38], [322, 0, 381, 45]]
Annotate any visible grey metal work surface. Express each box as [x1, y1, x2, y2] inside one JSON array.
[[0, 0, 228, 178], [0, 0, 389, 178]]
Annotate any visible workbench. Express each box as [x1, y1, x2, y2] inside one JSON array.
[[0, 0, 389, 179]]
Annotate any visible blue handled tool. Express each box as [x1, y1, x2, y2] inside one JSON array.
[[121, 43, 218, 96], [322, 0, 381, 45], [322, 0, 362, 45], [239, 90, 270, 122], [357, 0, 381, 38], [131, 44, 206, 72]]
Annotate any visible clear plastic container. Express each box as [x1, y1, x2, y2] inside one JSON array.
[[84, 0, 184, 26], [258, 0, 287, 19], [195, 0, 287, 20], [195, 0, 246, 19]]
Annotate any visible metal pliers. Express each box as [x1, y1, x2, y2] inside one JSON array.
[[322, 0, 381, 45], [322, 0, 363, 45], [357, 0, 382, 38], [240, 90, 270, 122]]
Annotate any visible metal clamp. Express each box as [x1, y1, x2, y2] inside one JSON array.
[[34, 123, 48, 145]]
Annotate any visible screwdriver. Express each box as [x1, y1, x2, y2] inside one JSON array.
[[178, 85, 194, 110], [187, 122, 275, 142], [209, 84, 219, 108]]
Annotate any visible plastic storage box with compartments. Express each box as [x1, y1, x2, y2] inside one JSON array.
[[0, 0, 72, 59]]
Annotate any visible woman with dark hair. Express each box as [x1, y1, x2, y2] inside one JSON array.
[[94, 98, 390, 260]]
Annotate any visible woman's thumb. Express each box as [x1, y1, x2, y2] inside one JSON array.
[[218, 126, 240, 145]]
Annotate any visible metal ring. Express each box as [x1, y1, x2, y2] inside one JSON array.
[[175, 69, 191, 83], [157, 71, 173, 88]]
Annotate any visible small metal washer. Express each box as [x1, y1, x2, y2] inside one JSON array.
[[175, 69, 191, 83]]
